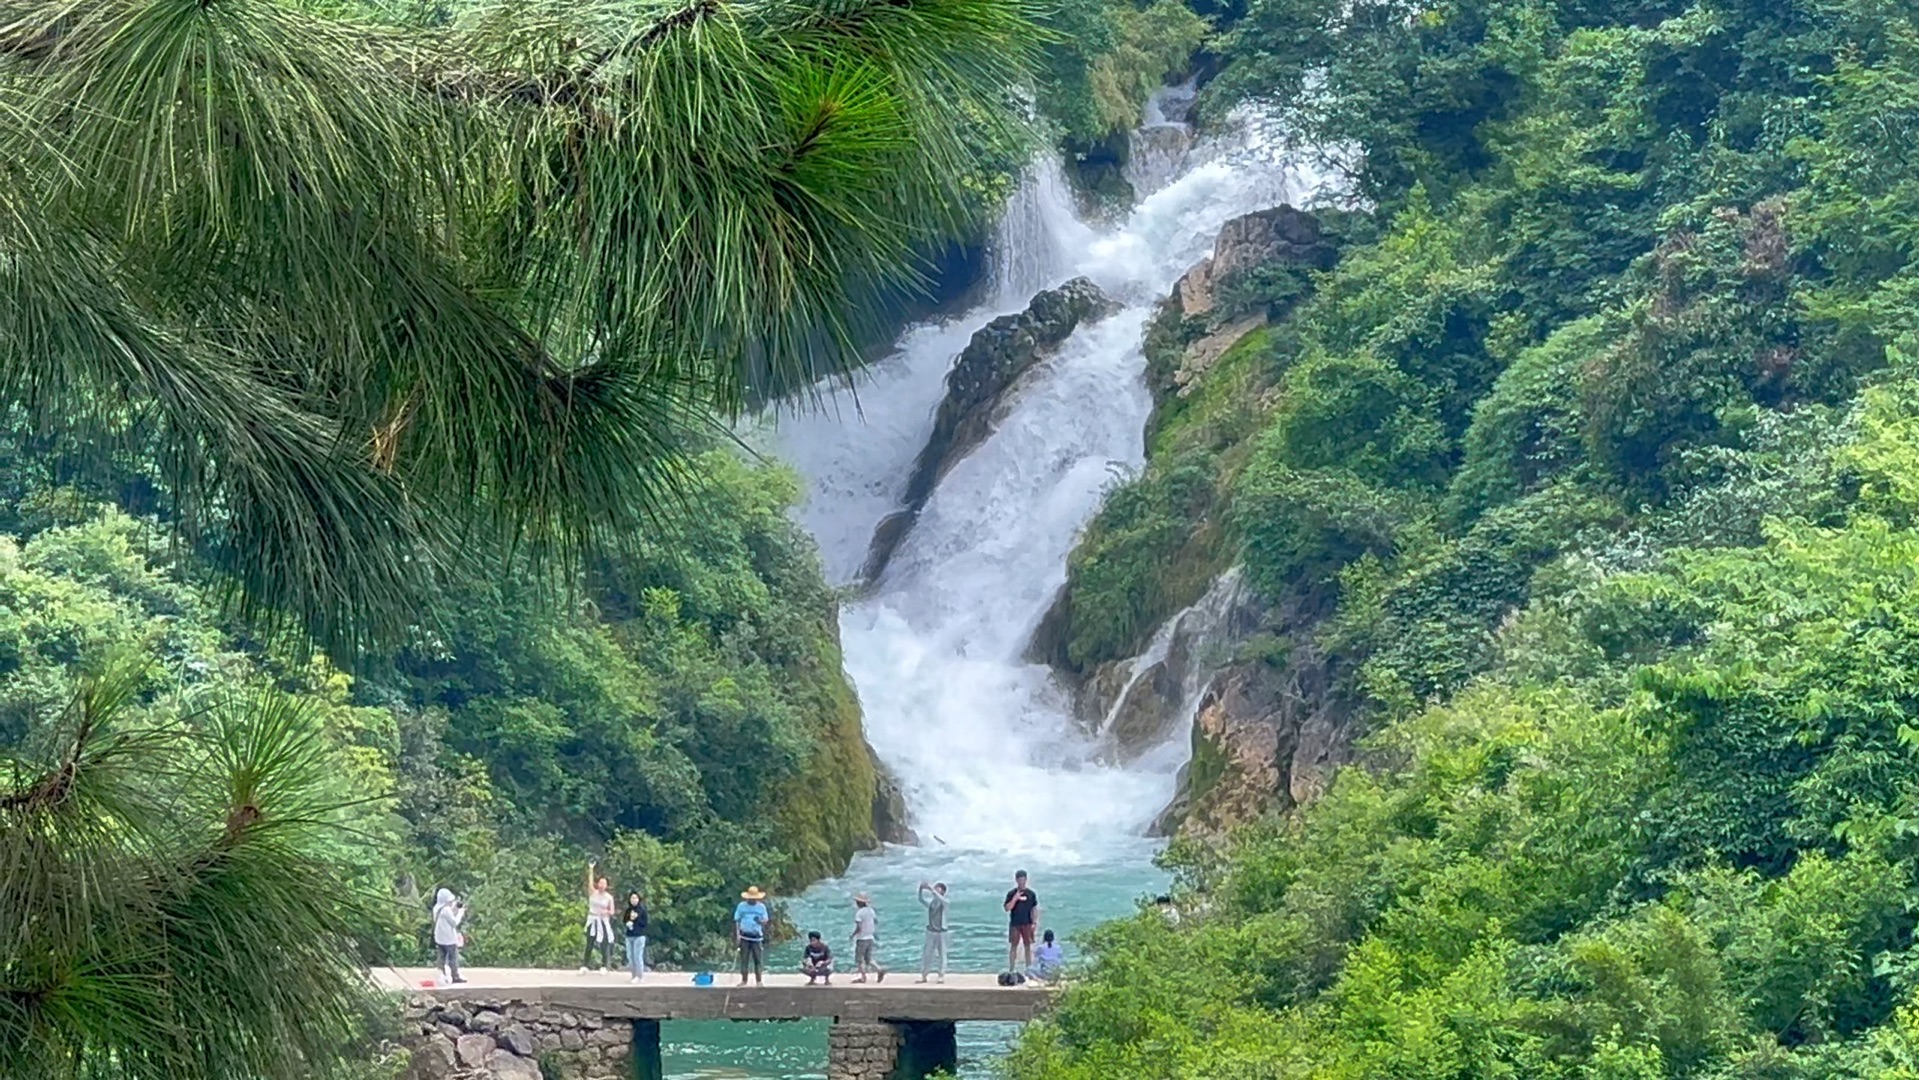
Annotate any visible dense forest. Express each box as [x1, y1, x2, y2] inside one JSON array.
[[1013, 0, 1919, 1076]]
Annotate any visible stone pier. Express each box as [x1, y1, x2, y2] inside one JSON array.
[[381, 968, 1046, 1080], [826, 1020, 956, 1080]]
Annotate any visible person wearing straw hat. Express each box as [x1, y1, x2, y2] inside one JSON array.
[[733, 886, 770, 987], [849, 893, 886, 983]]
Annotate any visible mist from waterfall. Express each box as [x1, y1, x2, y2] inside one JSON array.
[[758, 111, 1325, 861]]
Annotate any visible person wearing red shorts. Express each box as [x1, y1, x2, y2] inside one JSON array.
[[1004, 869, 1041, 974]]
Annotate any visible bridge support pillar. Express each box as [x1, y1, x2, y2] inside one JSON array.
[[630, 1019, 662, 1080], [828, 1020, 899, 1080], [827, 1019, 958, 1080], [894, 1020, 959, 1078]]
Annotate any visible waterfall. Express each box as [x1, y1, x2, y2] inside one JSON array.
[[761, 111, 1325, 859], [988, 157, 1094, 305], [1125, 79, 1198, 199]]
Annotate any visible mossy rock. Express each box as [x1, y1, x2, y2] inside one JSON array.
[[763, 614, 879, 889]]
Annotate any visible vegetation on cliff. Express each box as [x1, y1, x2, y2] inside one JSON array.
[[1015, 0, 1919, 1075], [1037, 0, 1210, 146], [388, 449, 881, 964]]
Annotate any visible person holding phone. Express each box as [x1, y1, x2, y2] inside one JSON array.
[[734, 886, 770, 986], [1004, 869, 1040, 974]]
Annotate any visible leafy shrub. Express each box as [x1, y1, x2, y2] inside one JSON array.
[[1057, 450, 1225, 668], [1233, 460, 1409, 599], [1447, 317, 1610, 522]]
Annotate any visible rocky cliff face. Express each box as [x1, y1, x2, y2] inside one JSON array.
[[1031, 204, 1362, 838], [765, 605, 903, 882], [870, 761, 917, 846], [862, 276, 1117, 582], [1152, 584, 1355, 836], [1078, 569, 1261, 764], [1174, 204, 1330, 319], [1158, 204, 1336, 401]]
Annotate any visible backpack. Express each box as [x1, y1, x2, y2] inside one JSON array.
[[997, 972, 1026, 987]]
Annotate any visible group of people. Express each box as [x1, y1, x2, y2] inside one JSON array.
[[430, 863, 652, 985], [581, 865, 652, 983], [429, 865, 1067, 989], [737, 869, 1063, 988]]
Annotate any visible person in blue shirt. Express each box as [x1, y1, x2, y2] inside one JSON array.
[[733, 885, 770, 987], [1029, 929, 1064, 984]]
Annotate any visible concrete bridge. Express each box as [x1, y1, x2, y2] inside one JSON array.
[[376, 967, 1052, 1080]]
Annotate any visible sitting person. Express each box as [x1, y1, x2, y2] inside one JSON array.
[[801, 931, 835, 985], [1028, 929, 1064, 984]]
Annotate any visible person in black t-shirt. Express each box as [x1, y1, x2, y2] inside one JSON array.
[[1003, 869, 1041, 973], [802, 931, 835, 985]]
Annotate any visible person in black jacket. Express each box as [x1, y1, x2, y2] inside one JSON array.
[[623, 892, 649, 983]]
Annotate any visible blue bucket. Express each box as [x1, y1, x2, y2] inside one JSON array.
[[692, 971, 715, 986]]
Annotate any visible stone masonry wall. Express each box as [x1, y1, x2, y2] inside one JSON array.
[[401, 996, 631, 1080], [827, 1020, 902, 1080]]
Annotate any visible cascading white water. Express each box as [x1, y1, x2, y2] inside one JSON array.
[[1093, 567, 1251, 770], [1126, 79, 1199, 199], [987, 157, 1095, 305], [762, 111, 1326, 860]]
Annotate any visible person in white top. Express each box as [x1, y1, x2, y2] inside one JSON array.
[[580, 863, 616, 973], [431, 888, 466, 983], [850, 893, 886, 983]]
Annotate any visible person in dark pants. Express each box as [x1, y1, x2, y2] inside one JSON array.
[[1004, 869, 1041, 974], [623, 891, 649, 983], [734, 886, 769, 986], [580, 865, 616, 972]]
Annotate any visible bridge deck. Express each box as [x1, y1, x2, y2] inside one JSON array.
[[375, 967, 1052, 1023]]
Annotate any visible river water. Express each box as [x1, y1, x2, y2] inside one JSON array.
[[691, 112, 1319, 1078]]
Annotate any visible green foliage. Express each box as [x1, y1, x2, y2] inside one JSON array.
[[1038, 0, 1209, 145], [390, 450, 878, 962], [1022, 0, 1919, 1076], [1447, 318, 1610, 522], [1055, 449, 1227, 669], [1233, 462, 1410, 600], [0, 529, 397, 1079], [0, 445, 882, 1047], [0, 0, 1040, 654]]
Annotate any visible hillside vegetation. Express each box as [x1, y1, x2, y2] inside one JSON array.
[[1013, 0, 1919, 1076]]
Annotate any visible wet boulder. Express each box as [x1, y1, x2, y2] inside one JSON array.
[[862, 277, 1116, 581]]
